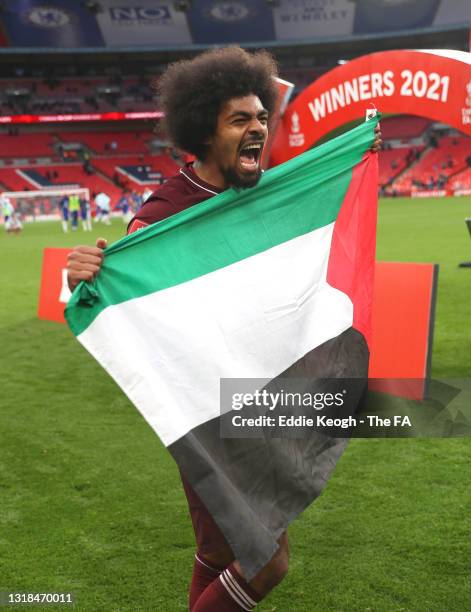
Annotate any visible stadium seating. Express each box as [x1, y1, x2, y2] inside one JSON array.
[[0, 76, 154, 116], [37, 164, 123, 202], [92, 156, 152, 177], [279, 67, 326, 91], [1, 100, 468, 204], [92, 154, 180, 190], [4, 77, 100, 97], [0, 132, 55, 158], [380, 115, 431, 140], [0, 163, 122, 204], [0, 121, 182, 205], [378, 146, 423, 187], [0, 167, 35, 191], [450, 167, 471, 191], [392, 135, 470, 193], [57, 131, 149, 154]]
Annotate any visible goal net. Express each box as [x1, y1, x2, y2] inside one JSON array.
[[2, 187, 90, 222]]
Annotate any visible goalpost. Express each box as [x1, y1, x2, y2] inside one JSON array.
[[2, 187, 90, 223]]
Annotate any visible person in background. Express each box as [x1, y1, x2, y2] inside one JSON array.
[[69, 193, 80, 231], [1, 193, 14, 228], [59, 194, 69, 233], [5, 210, 23, 234], [1, 193, 22, 233], [80, 195, 92, 231], [130, 190, 143, 212], [94, 192, 111, 225], [116, 191, 133, 224]]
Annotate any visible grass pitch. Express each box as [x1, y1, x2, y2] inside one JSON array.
[[1, 197, 470, 611]]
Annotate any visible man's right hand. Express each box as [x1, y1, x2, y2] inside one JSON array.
[[67, 238, 107, 292]]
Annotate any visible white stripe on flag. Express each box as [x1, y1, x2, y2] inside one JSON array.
[[78, 222, 353, 446]]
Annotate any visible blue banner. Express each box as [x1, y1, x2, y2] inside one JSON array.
[[353, 0, 440, 34], [187, 0, 275, 44], [433, 0, 471, 26], [2, 0, 104, 47]]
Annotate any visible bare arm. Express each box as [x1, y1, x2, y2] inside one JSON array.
[[67, 238, 107, 292]]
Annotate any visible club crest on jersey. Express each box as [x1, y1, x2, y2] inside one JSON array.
[[128, 219, 149, 234]]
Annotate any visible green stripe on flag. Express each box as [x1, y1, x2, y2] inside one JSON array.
[[66, 116, 379, 336]]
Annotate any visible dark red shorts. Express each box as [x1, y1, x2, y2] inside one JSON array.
[[180, 472, 230, 556]]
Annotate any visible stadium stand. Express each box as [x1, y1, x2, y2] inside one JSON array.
[[1, 121, 468, 204], [392, 135, 470, 194], [0, 132, 56, 158], [0, 167, 36, 191], [92, 154, 179, 186], [380, 115, 431, 141], [279, 67, 327, 93], [30, 164, 122, 200], [91, 158, 170, 193], [0, 116, 183, 208], [378, 146, 423, 188], [0, 163, 121, 202], [0, 135, 183, 207], [57, 131, 150, 154], [0, 75, 154, 116], [450, 167, 471, 191]]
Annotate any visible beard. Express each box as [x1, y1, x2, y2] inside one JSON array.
[[222, 165, 263, 189]]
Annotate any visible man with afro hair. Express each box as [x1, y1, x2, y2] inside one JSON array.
[[67, 46, 381, 611], [122, 46, 279, 235]]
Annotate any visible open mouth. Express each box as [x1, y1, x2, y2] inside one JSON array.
[[238, 142, 263, 172]]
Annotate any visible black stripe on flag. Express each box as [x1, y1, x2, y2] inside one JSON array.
[[169, 327, 369, 580]]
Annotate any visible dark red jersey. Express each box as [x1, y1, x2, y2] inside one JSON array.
[[127, 164, 222, 234], [126, 163, 229, 554]]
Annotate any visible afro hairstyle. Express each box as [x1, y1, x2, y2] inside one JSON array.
[[157, 46, 279, 160]]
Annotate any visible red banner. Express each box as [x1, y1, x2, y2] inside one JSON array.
[[369, 262, 438, 400], [270, 49, 471, 166], [261, 77, 294, 169], [37, 248, 72, 324], [0, 111, 163, 125]]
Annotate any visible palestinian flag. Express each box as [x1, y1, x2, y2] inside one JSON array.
[[66, 116, 379, 580]]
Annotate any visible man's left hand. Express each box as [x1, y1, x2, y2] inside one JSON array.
[[371, 124, 382, 152]]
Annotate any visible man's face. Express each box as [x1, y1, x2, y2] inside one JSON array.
[[206, 95, 269, 189]]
